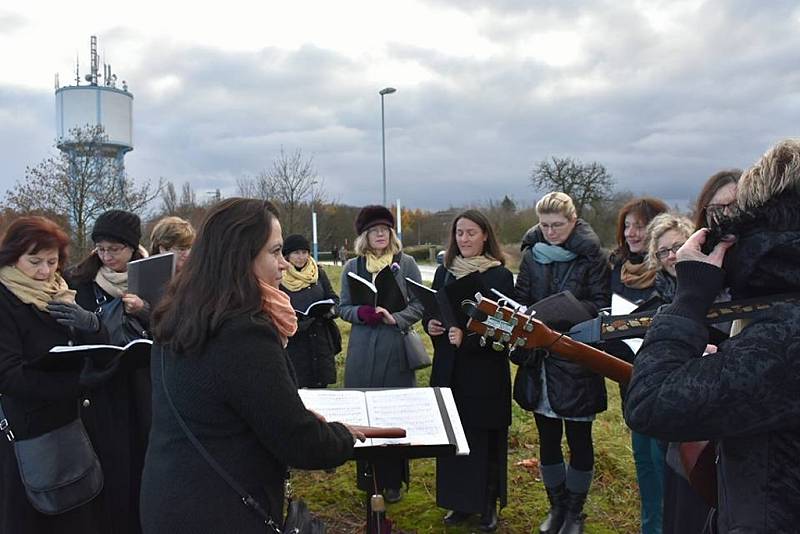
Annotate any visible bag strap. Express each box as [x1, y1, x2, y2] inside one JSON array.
[[159, 347, 282, 533], [0, 395, 15, 443]]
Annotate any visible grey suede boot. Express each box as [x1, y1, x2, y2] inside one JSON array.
[[539, 482, 568, 534]]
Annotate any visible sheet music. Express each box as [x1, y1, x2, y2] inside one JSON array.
[[297, 389, 373, 446], [612, 293, 643, 354], [364, 389, 450, 446], [439, 387, 470, 455]]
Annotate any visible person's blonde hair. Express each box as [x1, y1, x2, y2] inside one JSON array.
[[149, 216, 195, 255], [536, 192, 577, 220], [645, 213, 694, 270], [738, 138, 800, 212], [354, 228, 402, 257]]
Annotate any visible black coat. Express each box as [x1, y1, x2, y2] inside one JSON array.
[[609, 253, 658, 305], [280, 268, 341, 388], [514, 219, 610, 417], [625, 198, 800, 533], [140, 313, 355, 533], [70, 278, 151, 534], [0, 282, 108, 534]]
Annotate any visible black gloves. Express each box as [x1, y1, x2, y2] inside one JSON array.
[[47, 301, 100, 333]]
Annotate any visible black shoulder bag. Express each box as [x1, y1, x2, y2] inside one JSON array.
[[159, 347, 325, 534], [0, 394, 103, 515]]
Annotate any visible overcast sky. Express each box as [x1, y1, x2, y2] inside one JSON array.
[[1, 1, 798, 211]]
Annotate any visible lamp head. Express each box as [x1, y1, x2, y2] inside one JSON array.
[[379, 87, 397, 95]]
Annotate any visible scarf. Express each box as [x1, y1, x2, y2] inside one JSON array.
[[259, 279, 298, 347], [0, 265, 76, 312], [620, 260, 657, 290], [95, 266, 128, 298], [532, 242, 578, 264], [449, 254, 502, 280], [365, 251, 394, 274], [281, 257, 319, 292]]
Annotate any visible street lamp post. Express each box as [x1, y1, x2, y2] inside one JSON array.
[[379, 87, 396, 206]]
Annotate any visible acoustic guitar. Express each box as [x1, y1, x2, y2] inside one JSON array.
[[462, 293, 718, 507]]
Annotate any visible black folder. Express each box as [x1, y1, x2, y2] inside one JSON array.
[[346, 267, 407, 313]]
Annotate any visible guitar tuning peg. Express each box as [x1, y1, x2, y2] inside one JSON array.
[[493, 310, 504, 320], [510, 317, 518, 327], [501, 333, 511, 343], [491, 341, 504, 352], [523, 322, 534, 332], [515, 338, 526, 348], [479, 336, 487, 347], [486, 327, 495, 338]]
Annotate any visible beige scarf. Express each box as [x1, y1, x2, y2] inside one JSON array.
[[95, 266, 128, 298], [449, 254, 502, 280], [365, 251, 394, 274], [259, 280, 298, 347], [0, 265, 76, 312], [281, 257, 319, 292], [620, 260, 657, 290]]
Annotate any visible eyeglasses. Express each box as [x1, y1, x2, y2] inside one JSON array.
[[167, 246, 191, 255], [655, 242, 685, 261], [706, 202, 739, 224], [95, 245, 128, 257], [539, 222, 567, 231], [367, 226, 390, 235]]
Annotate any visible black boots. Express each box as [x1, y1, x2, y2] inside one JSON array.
[[539, 483, 568, 534], [478, 500, 498, 532], [557, 490, 587, 534]]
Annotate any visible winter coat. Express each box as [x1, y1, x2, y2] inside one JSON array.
[[609, 253, 658, 305], [0, 282, 109, 534], [281, 268, 341, 388], [513, 219, 610, 418], [339, 253, 424, 388], [140, 314, 354, 533], [70, 278, 151, 534], [625, 196, 800, 533]]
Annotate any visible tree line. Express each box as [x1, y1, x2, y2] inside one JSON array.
[[1, 126, 656, 262]]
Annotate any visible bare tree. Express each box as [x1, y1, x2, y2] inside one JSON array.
[[530, 156, 615, 216], [3, 125, 161, 257], [161, 180, 199, 219]]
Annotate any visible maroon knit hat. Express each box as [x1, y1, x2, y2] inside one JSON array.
[[354, 205, 395, 235]]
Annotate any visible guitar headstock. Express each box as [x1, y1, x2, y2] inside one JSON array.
[[462, 294, 560, 352]]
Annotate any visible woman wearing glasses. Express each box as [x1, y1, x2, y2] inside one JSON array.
[[339, 205, 424, 504], [149, 216, 195, 273], [66, 209, 151, 534], [693, 170, 741, 230], [514, 192, 610, 534]]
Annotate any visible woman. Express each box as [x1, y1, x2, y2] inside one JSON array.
[[66, 209, 151, 534], [646, 213, 715, 534], [692, 169, 741, 230], [607, 197, 668, 534], [425, 209, 514, 532], [279, 234, 341, 388], [141, 198, 360, 533], [514, 192, 610, 534], [339, 205, 424, 503], [0, 216, 108, 533], [149, 216, 195, 273], [626, 140, 800, 532]]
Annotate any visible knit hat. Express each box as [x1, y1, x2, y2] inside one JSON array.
[[355, 205, 395, 235], [282, 234, 311, 256], [91, 210, 142, 248]]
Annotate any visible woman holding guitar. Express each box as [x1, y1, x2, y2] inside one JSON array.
[[514, 192, 610, 534], [626, 139, 800, 533], [425, 209, 514, 532]]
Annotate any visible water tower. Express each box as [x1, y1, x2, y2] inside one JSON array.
[[55, 35, 133, 181]]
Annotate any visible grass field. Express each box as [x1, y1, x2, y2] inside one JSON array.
[[292, 265, 640, 533]]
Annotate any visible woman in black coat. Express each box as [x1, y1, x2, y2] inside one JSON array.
[[425, 209, 514, 532], [141, 198, 361, 533], [626, 139, 800, 533], [66, 209, 152, 534], [0, 216, 109, 534], [279, 234, 341, 388], [514, 192, 610, 534]]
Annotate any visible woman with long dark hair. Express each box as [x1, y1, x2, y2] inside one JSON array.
[[514, 192, 610, 534], [141, 199, 360, 532], [0, 216, 108, 533], [426, 209, 514, 532]]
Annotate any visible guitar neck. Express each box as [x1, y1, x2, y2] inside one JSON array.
[[524, 327, 633, 385]]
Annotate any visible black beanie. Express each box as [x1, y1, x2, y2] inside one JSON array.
[[91, 210, 142, 248], [354, 205, 395, 235], [282, 234, 311, 256]]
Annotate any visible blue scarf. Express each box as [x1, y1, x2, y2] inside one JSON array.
[[532, 242, 577, 264]]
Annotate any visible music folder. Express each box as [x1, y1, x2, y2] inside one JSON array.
[[406, 271, 483, 330], [346, 267, 407, 313], [298, 387, 470, 460], [128, 253, 175, 306], [27, 339, 153, 372]]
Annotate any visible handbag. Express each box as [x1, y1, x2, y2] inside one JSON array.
[[0, 395, 103, 515], [94, 285, 149, 345], [403, 329, 432, 370], [512, 349, 544, 412], [159, 347, 325, 534]]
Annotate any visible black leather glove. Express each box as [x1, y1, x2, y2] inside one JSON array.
[[46, 301, 100, 333]]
